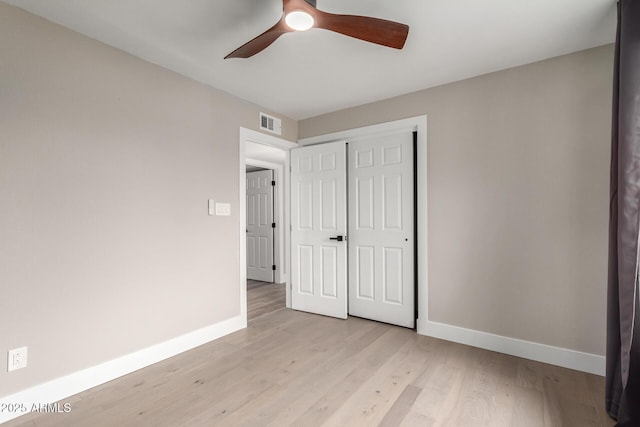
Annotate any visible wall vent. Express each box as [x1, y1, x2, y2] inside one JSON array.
[[259, 112, 282, 135]]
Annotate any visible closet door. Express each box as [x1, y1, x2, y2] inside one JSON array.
[[348, 132, 415, 328], [291, 141, 348, 319]]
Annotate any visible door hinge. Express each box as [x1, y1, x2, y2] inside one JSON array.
[[272, 222, 276, 228], [272, 265, 276, 271], [271, 180, 276, 186]]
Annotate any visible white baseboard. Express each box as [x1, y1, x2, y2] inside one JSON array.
[[0, 315, 245, 425], [417, 319, 605, 376]]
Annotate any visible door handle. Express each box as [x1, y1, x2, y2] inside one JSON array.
[[329, 235, 345, 242]]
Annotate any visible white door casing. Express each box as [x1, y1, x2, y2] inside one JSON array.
[[348, 132, 415, 328], [246, 169, 274, 282], [291, 141, 348, 319]]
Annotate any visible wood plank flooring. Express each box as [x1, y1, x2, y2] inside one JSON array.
[[6, 284, 613, 427], [247, 280, 286, 322]]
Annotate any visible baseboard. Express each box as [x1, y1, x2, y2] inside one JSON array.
[[0, 315, 245, 425], [417, 319, 605, 376]]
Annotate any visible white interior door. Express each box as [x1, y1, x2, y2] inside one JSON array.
[[348, 132, 415, 328], [291, 141, 348, 318], [246, 169, 274, 282]]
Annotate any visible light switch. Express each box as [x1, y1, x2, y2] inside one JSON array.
[[215, 202, 231, 216], [208, 199, 215, 216]]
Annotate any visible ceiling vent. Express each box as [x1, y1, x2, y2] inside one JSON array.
[[260, 113, 282, 135]]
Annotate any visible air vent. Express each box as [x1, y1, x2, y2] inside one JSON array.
[[259, 112, 282, 135]]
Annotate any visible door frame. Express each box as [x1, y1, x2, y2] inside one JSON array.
[[239, 128, 296, 325], [298, 116, 429, 333]]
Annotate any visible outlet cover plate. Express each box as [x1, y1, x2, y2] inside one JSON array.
[[8, 347, 27, 372], [215, 202, 231, 216]]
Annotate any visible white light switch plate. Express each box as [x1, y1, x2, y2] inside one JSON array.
[[215, 202, 231, 216], [208, 199, 215, 216]]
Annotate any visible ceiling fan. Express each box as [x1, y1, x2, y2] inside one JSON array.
[[225, 0, 409, 59]]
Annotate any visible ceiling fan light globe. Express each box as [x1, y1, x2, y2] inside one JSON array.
[[285, 11, 314, 31]]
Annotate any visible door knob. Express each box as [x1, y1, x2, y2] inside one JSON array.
[[329, 235, 344, 242]]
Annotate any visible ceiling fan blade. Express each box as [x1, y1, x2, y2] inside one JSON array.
[[225, 18, 292, 59], [314, 11, 409, 50], [225, 0, 409, 58]]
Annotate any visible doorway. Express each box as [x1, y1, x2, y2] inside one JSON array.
[[239, 128, 296, 326]]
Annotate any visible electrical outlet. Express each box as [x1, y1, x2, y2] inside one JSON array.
[[7, 347, 27, 372]]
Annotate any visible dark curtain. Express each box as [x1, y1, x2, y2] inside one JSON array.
[[606, 0, 640, 425]]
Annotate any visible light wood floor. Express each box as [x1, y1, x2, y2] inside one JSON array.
[[247, 280, 286, 322], [7, 286, 613, 427]]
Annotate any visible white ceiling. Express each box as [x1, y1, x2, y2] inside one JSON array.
[[3, 0, 616, 120]]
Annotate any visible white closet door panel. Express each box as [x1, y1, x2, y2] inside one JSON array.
[[348, 132, 414, 328], [291, 141, 347, 319]]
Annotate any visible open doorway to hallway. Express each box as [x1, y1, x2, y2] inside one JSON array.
[[245, 164, 286, 321], [239, 127, 296, 325]]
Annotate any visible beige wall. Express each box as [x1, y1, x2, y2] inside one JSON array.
[[0, 0, 613, 399], [0, 3, 296, 397], [300, 45, 613, 356]]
